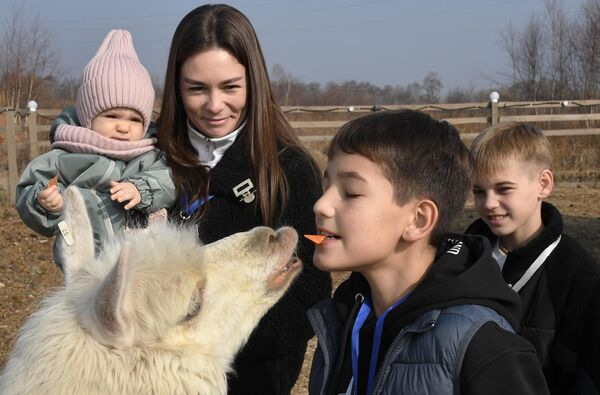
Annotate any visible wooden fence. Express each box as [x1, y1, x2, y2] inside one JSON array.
[[3, 99, 600, 204], [282, 99, 600, 141]]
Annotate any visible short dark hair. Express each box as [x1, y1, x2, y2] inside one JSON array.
[[328, 109, 472, 244]]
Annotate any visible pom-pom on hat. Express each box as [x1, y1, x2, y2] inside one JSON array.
[[76, 29, 155, 132]]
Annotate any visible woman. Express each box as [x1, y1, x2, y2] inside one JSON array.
[[157, 4, 332, 394]]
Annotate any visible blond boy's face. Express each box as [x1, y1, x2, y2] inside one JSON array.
[[90, 108, 145, 141], [312, 151, 417, 272], [472, 158, 553, 248]]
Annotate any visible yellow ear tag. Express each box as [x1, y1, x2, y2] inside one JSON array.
[[58, 221, 74, 246]]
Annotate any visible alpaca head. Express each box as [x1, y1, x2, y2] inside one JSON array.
[[59, 186, 301, 355]]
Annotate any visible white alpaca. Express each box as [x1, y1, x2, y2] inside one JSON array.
[[0, 187, 302, 395]]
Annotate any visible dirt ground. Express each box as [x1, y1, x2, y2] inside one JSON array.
[[1, 181, 599, 394]]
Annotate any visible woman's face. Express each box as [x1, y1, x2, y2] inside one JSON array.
[[179, 48, 248, 138]]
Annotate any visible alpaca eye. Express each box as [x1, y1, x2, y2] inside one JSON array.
[[181, 302, 201, 322], [180, 288, 203, 323]]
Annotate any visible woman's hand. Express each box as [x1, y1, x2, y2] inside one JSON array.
[[110, 181, 141, 210]]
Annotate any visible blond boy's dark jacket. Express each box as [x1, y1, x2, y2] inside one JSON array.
[[466, 201, 600, 394]]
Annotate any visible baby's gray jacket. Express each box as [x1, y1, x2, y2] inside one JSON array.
[[16, 147, 176, 262]]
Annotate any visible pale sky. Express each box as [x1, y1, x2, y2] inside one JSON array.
[[0, 0, 585, 93]]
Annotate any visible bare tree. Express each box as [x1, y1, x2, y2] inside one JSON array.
[[444, 84, 478, 103], [499, 0, 600, 100], [52, 76, 79, 107], [0, 2, 59, 108], [151, 74, 163, 109], [500, 15, 546, 100], [271, 63, 295, 106], [521, 15, 545, 100], [500, 21, 519, 87], [543, 0, 573, 98], [406, 82, 423, 104], [422, 72, 442, 103], [571, 0, 600, 98]]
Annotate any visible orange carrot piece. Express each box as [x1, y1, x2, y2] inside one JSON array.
[[48, 175, 59, 187], [304, 234, 326, 245]]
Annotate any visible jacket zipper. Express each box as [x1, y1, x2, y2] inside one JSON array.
[[370, 320, 436, 395], [326, 293, 364, 395]]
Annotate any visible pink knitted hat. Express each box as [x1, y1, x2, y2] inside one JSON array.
[[76, 29, 155, 132]]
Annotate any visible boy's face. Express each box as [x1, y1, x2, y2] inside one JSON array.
[[472, 158, 552, 247], [313, 151, 417, 272], [91, 108, 145, 141]]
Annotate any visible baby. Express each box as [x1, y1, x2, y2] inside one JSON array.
[[16, 29, 175, 266]]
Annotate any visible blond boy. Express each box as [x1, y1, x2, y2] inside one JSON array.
[[467, 122, 600, 393]]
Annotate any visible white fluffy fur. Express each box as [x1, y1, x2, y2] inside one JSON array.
[[0, 187, 301, 395]]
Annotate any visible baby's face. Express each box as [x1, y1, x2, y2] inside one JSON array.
[[91, 108, 145, 141]]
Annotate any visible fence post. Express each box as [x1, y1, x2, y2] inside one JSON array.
[[491, 101, 499, 125], [7, 110, 17, 205], [489, 91, 500, 126], [28, 110, 39, 159]]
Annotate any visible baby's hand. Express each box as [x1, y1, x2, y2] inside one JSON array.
[[37, 182, 63, 213], [110, 181, 141, 210]]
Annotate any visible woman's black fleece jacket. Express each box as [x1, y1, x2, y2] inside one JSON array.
[[177, 134, 332, 394]]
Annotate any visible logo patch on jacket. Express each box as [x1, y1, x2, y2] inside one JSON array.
[[233, 178, 256, 203], [446, 240, 464, 256]]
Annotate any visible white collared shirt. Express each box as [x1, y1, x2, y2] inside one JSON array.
[[491, 239, 508, 270], [186, 119, 247, 168]]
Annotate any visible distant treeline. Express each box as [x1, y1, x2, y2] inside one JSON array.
[[270, 68, 490, 106]]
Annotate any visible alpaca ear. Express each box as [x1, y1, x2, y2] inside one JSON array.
[[60, 186, 95, 286], [94, 242, 136, 347]]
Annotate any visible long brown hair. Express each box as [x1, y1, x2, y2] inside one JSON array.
[[158, 4, 314, 226]]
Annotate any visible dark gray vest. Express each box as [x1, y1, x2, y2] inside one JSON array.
[[308, 303, 513, 395]]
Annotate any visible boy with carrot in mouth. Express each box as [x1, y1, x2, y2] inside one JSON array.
[[305, 110, 548, 394]]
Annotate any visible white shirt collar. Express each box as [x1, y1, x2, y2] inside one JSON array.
[[491, 239, 508, 270], [186, 119, 246, 168]]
